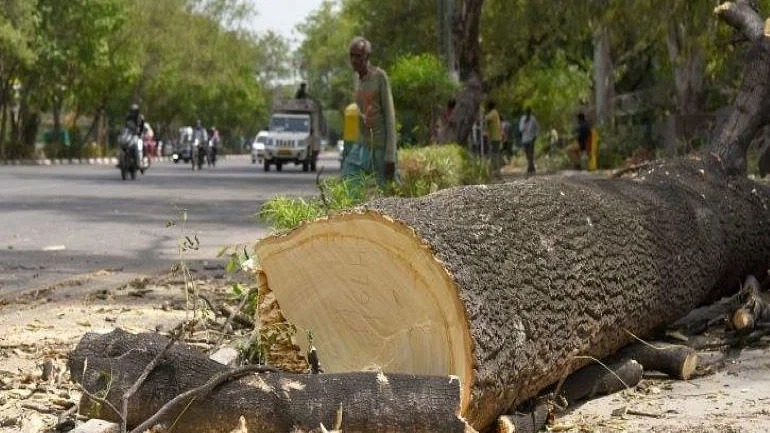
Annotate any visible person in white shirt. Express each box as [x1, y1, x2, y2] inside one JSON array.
[[518, 107, 540, 176]]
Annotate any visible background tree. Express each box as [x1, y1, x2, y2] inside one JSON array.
[[0, 0, 288, 158], [295, 1, 357, 137], [0, 0, 38, 158], [389, 53, 460, 145]]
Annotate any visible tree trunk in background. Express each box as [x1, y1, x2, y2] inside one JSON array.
[[593, 25, 614, 127], [710, 0, 770, 175], [0, 79, 8, 159], [446, 0, 484, 145], [96, 107, 107, 150], [666, 21, 706, 115]]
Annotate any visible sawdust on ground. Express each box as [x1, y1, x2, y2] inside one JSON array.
[[0, 268, 769, 433]]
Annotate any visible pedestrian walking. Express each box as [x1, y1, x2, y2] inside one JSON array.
[[518, 107, 539, 176]]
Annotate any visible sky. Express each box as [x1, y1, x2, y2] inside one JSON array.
[[247, 0, 326, 45]]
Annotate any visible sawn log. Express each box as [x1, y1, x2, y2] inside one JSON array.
[[253, 158, 770, 430], [67, 329, 474, 433]]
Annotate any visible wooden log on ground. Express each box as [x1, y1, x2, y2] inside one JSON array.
[[557, 358, 643, 405], [496, 400, 550, 433], [253, 10, 770, 425], [253, 157, 770, 430], [251, 6, 770, 420], [619, 342, 698, 379], [672, 275, 770, 336], [731, 275, 770, 331], [668, 294, 738, 335], [68, 329, 474, 433]]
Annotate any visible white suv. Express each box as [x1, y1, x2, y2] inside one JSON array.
[[251, 131, 269, 164]]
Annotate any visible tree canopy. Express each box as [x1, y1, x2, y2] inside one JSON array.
[[293, 0, 770, 161], [2, 0, 768, 163], [0, 0, 289, 158]]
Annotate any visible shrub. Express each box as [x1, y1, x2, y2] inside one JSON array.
[[259, 144, 489, 230]]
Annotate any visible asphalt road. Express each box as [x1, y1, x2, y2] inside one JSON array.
[[0, 153, 341, 296]]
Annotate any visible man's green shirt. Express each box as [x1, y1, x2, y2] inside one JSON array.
[[355, 66, 397, 163]]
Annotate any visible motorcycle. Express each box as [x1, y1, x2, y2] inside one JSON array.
[[117, 129, 150, 180]]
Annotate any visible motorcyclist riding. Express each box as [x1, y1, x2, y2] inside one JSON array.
[[116, 103, 147, 179], [191, 119, 209, 170], [125, 104, 146, 162]]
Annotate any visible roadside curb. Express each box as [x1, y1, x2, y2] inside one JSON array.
[[1, 152, 336, 166], [1, 157, 119, 166]]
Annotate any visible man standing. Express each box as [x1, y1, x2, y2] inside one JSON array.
[[518, 107, 539, 176], [295, 82, 308, 99], [484, 100, 502, 177], [569, 112, 592, 170], [342, 36, 397, 184]]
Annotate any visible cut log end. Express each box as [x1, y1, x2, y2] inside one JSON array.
[[732, 308, 754, 331], [680, 351, 699, 380], [255, 212, 474, 410], [496, 400, 550, 433]]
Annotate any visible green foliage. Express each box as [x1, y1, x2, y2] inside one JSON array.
[[595, 123, 648, 169], [2, 0, 282, 158], [259, 144, 488, 231], [393, 144, 488, 197], [389, 54, 460, 145], [0, 1, 38, 69], [495, 51, 592, 135], [339, 0, 437, 70], [258, 196, 328, 232], [295, 1, 358, 113], [258, 174, 383, 231], [3, 0, 763, 162]]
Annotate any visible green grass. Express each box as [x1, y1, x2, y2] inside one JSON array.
[[258, 144, 489, 231]]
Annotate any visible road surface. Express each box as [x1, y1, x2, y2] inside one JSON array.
[[0, 153, 341, 296]]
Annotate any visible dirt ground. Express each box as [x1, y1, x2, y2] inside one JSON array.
[[1, 266, 769, 433]]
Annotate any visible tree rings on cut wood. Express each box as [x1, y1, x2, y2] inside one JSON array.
[[255, 212, 474, 398]]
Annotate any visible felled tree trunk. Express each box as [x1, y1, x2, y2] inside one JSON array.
[[254, 157, 770, 430], [68, 329, 473, 433], [258, 4, 770, 431]]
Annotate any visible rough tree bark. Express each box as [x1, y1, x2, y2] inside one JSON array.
[[711, 0, 770, 175], [68, 329, 473, 433], [254, 159, 770, 430], [593, 25, 614, 127]]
